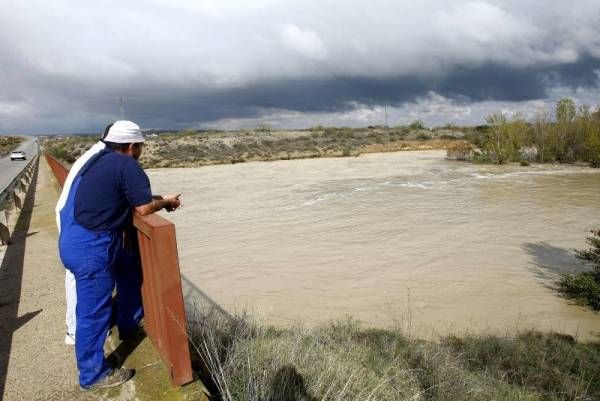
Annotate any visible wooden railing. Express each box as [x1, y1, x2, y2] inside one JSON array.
[[45, 154, 193, 387]]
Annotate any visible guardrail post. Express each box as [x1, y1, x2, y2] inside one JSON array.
[[12, 190, 22, 210], [0, 213, 10, 245]]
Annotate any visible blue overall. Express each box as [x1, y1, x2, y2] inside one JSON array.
[[58, 152, 143, 387]]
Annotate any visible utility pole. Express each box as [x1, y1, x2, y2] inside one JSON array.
[[384, 103, 388, 128], [118, 96, 125, 119]]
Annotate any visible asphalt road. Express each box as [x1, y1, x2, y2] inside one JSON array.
[[0, 138, 38, 193]]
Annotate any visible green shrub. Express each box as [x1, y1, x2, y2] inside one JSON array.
[[557, 229, 600, 310], [389, 131, 408, 140], [255, 124, 272, 134], [178, 129, 198, 137], [48, 145, 76, 164], [409, 119, 425, 130], [558, 273, 600, 310], [444, 331, 600, 399], [470, 99, 600, 165]]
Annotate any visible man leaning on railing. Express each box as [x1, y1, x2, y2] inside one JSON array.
[[56, 121, 181, 391]]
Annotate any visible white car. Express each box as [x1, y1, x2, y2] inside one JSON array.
[[10, 151, 26, 161]]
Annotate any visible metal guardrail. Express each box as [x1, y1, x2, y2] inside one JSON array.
[[45, 153, 193, 387], [0, 150, 40, 244]]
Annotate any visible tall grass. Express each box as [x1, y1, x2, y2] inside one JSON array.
[[188, 305, 599, 401]]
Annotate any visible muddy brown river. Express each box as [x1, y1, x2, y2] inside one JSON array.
[[148, 150, 600, 339]]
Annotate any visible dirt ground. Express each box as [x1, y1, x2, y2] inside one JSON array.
[[0, 159, 145, 401], [0, 158, 85, 400]]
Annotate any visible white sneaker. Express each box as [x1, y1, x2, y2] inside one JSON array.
[[64, 333, 75, 345]]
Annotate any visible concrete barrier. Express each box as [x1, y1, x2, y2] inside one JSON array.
[[0, 152, 40, 244], [45, 154, 193, 387]]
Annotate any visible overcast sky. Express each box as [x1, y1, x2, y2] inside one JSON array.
[[1, 0, 599, 133]]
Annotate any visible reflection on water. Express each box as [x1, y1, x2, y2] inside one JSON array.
[[148, 151, 600, 339]]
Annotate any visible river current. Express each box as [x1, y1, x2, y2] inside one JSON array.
[[148, 150, 600, 339]]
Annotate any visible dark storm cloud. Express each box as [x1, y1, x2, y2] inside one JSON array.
[[112, 53, 600, 128], [437, 54, 600, 102], [1, 1, 599, 132]]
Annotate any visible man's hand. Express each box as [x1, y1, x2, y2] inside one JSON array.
[[134, 194, 182, 215], [163, 194, 182, 212]]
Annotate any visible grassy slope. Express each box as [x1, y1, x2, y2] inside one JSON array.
[[191, 311, 600, 401]]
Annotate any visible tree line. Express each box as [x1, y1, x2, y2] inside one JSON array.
[[468, 98, 600, 166]]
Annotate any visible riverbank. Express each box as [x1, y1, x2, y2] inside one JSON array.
[[189, 306, 600, 401], [41, 126, 469, 168]]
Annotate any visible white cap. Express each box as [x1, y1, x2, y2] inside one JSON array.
[[104, 120, 145, 143]]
